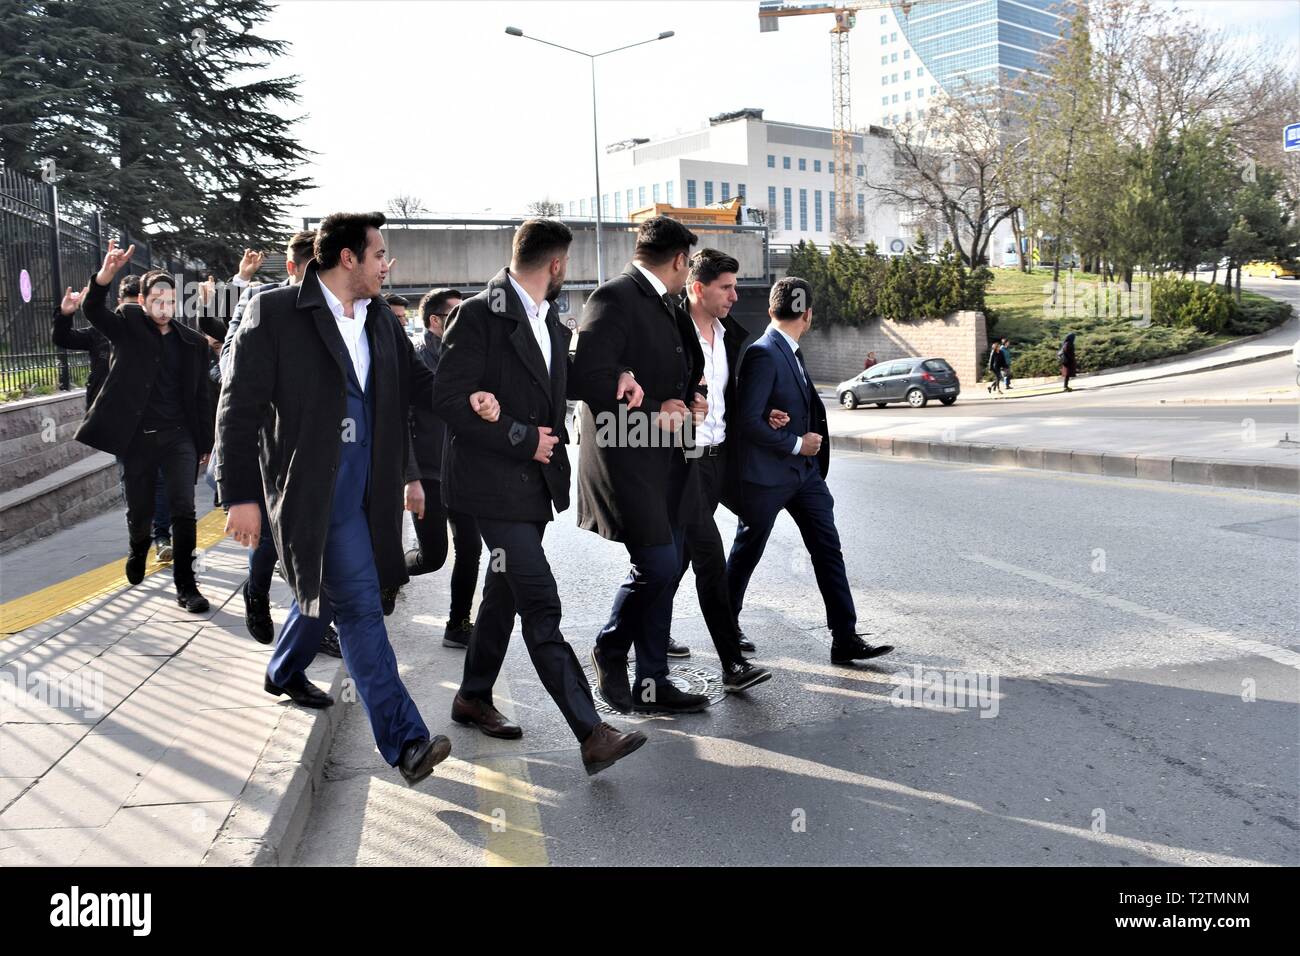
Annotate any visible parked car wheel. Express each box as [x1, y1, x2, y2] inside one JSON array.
[[906, 388, 928, 408], [839, 391, 858, 409], [940, 396, 957, 406], [1271, 269, 1280, 279]]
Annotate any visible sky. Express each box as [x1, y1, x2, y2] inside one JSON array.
[[255, 0, 1300, 229]]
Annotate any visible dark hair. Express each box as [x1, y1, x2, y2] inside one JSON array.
[[315, 212, 386, 269], [118, 274, 141, 300], [769, 276, 812, 319], [140, 270, 175, 297], [688, 248, 740, 287], [384, 294, 409, 308], [286, 229, 316, 268], [635, 216, 698, 266], [512, 218, 573, 270], [418, 288, 463, 327]]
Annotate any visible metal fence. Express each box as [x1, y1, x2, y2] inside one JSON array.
[[0, 169, 206, 398]]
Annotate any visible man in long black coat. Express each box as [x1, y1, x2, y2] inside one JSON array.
[[572, 216, 712, 715], [216, 212, 451, 786]]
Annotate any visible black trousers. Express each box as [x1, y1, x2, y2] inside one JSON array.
[[121, 425, 199, 591], [460, 517, 599, 742], [670, 447, 746, 668], [405, 478, 481, 622]]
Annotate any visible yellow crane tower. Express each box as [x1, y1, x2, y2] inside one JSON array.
[[758, 0, 931, 241]]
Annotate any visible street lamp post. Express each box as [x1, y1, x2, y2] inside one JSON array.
[[505, 26, 674, 285]]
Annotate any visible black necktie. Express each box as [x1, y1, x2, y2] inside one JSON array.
[[662, 293, 677, 313], [794, 347, 817, 402]]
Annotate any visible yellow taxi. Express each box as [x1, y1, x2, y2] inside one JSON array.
[[1242, 261, 1298, 279]]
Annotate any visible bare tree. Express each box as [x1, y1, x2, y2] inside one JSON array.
[[526, 198, 565, 217], [386, 194, 427, 218], [863, 94, 1023, 266]]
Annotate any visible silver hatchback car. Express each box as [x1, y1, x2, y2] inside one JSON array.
[[837, 357, 961, 409]]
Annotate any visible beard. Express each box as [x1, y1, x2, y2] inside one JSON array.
[[545, 276, 565, 302]]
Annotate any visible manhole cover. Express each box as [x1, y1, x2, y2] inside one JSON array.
[[582, 660, 725, 715]]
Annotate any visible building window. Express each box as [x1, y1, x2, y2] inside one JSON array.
[[931, 85, 937, 94], [591, 197, 597, 216], [666, 181, 674, 204], [814, 189, 823, 232], [918, 108, 926, 118], [603, 194, 610, 216], [799, 188, 808, 231], [918, 88, 925, 98], [638, 186, 645, 207], [879, 13, 886, 23], [768, 185, 777, 216], [880, 34, 887, 45], [892, 94, 898, 103], [904, 69, 911, 80], [917, 66, 924, 76], [652, 183, 660, 203], [626, 188, 633, 214], [814, 159, 822, 172], [767, 154, 775, 168], [783, 156, 791, 169], [857, 193, 865, 223], [783, 187, 792, 230], [737, 183, 746, 201], [829, 191, 836, 231], [857, 163, 865, 178], [580, 198, 586, 215], [686, 179, 696, 206], [905, 111, 912, 121], [891, 52, 897, 63], [704, 181, 714, 204], [798, 158, 806, 171], [614, 192, 622, 218], [828, 161, 834, 173], [892, 73, 898, 82], [719, 182, 728, 201], [890, 31, 897, 41], [882, 96, 889, 105], [905, 91, 911, 100], [881, 54, 888, 65]]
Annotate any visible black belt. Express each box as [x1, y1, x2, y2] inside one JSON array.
[[699, 442, 726, 457]]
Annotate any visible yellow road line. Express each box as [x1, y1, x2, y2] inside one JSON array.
[[473, 681, 549, 866], [0, 510, 229, 636]]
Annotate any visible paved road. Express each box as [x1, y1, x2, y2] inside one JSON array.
[[295, 452, 1299, 866]]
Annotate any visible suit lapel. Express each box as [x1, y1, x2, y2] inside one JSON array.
[[495, 270, 553, 414], [767, 327, 810, 414], [297, 266, 353, 386], [623, 263, 676, 320]]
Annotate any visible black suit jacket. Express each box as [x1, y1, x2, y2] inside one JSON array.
[[677, 301, 750, 513], [74, 276, 214, 458], [432, 268, 573, 522], [573, 263, 704, 545], [409, 329, 448, 481], [51, 308, 112, 410], [214, 263, 433, 616]]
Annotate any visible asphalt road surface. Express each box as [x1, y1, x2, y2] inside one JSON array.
[[295, 451, 1299, 866]]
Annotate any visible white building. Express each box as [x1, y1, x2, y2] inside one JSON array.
[[562, 108, 910, 253]]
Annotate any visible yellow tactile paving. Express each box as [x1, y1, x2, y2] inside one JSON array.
[[0, 510, 229, 636]]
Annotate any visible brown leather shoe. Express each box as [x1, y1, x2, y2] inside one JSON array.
[[451, 693, 523, 739], [581, 721, 647, 776]]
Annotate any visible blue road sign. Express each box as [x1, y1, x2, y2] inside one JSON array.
[[1286, 123, 1300, 152]]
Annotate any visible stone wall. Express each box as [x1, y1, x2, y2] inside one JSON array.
[[798, 311, 988, 390]]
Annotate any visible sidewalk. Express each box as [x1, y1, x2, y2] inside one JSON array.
[[0, 526, 340, 865]]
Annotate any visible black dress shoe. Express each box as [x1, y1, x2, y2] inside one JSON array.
[[451, 693, 523, 739], [399, 735, 452, 785], [442, 617, 472, 649], [831, 636, 894, 665], [666, 637, 691, 659], [125, 549, 148, 586], [380, 587, 399, 617], [737, 632, 757, 656], [581, 722, 647, 776], [243, 582, 274, 645], [723, 660, 772, 692], [633, 680, 709, 714], [176, 588, 210, 614], [264, 672, 334, 708], [591, 646, 632, 713], [319, 625, 342, 659]]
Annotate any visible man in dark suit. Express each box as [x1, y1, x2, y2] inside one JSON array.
[[217, 211, 450, 786], [725, 277, 894, 665], [573, 216, 712, 715], [433, 219, 648, 776], [67, 247, 214, 613], [406, 287, 483, 650], [663, 249, 771, 692]]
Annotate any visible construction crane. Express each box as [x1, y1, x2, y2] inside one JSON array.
[[759, 0, 932, 241]]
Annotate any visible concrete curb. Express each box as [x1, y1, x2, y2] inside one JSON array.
[[203, 660, 348, 866], [835, 433, 1300, 495]]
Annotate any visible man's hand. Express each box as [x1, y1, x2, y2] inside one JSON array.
[[533, 425, 559, 464], [96, 238, 136, 286], [59, 285, 88, 316], [225, 502, 261, 548], [798, 432, 823, 456], [237, 249, 265, 283], [655, 399, 690, 433], [469, 391, 500, 422], [616, 370, 644, 409], [690, 391, 708, 425], [204, 334, 222, 355], [768, 408, 790, 430], [404, 480, 425, 520]]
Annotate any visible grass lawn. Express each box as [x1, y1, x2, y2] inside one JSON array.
[[982, 267, 1285, 378]]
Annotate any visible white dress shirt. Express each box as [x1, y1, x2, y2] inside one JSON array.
[[692, 314, 728, 446], [319, 278, 371, 389], [773, 325, 806, 457], [634, 261, 669, 298], [507, 271, 552, 374]]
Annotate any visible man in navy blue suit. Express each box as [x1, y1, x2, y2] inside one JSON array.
[[725, 277, 894, 665]]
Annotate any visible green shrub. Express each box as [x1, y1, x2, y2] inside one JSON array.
[[1009, 316, 1213, 377], [1151, 276, 1237, 333]]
